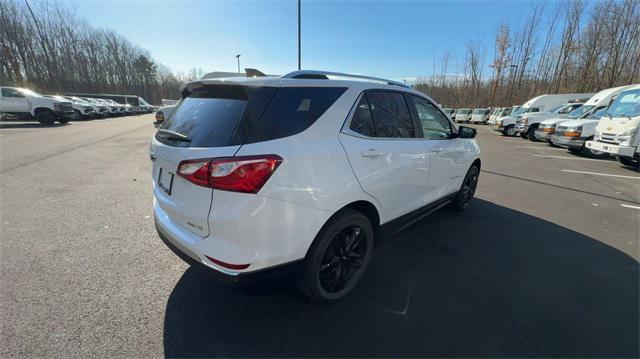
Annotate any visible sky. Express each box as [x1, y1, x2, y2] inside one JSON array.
[[60, 0, 546, 81]]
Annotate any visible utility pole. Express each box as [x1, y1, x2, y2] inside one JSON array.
[[236, 54, 241, 74], [298, 0, 301, 70]]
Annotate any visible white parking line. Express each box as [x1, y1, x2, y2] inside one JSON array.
[[620, 203, 640, 210], [516, 145, 565, 150], [561, 169, 640, 180], [533, 154, 603, 162]]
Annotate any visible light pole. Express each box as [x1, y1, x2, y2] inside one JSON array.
[[236, 54, 241, 74], [297, 0, 301, 70]]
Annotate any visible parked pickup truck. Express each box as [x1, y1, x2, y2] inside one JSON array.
[[0, 86, 74, 125]]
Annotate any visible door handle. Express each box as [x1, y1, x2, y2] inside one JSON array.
[[431, 148, 443, 154], [361, 149, 384, 158]]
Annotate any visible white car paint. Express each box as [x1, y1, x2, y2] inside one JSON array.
[[151, 72, 481, 283]]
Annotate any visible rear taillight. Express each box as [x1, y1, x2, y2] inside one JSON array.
[[177, 155, 282, 193]]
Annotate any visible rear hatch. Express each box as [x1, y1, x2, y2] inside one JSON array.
[[151, 84, 277, 237]]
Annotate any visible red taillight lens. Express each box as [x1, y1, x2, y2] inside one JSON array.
[[205, 255, 250, 270], [176, 159, 210, 187], [177, 155, 282, 193]]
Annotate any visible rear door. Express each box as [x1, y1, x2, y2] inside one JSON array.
[[151, 85, 258, 237], [408, 95, 468, 202], [339, 91, 430, 221]]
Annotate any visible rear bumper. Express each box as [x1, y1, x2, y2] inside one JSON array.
[[585, 141, 637, 157], [155, 216, 302, 287], [551, 135, 585, 149], [153, 189, 330, 283]]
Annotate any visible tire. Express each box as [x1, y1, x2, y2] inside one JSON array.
[[36, 111, 55, 125], [519, 132, 527, 139], [568, 148, 581, 155], [450, 165, 480, 211], [617, 156, 639, 170], [526, 127, 538, 141], [503, 125, 517, 137], [57, 117, 70, 124], [299, 208, 374, 301]]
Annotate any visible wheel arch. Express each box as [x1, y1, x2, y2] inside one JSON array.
[[471, 158, 481, 170], [33, 107, 53, 115], [305, 199, 381, 260]]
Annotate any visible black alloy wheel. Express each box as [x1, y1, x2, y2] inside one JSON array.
[[319, 225, 367, 294], [461, 167, 479, 207], [450, 165, 480, 211]]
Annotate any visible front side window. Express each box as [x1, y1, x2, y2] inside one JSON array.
[[412, 96, 452, 140], [365, 91, 415, 138]]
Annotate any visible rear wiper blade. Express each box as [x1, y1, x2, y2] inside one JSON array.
[[157, 129, 191, 142]]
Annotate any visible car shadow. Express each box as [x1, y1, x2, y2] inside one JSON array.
[[163, 199, 639, 358]]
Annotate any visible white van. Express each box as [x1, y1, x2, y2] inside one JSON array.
[[455, 108, 472, 123], [470, 108, 491, 124], [493, 94, 594, 136], [514, 98, 589, 140], [586, 85, 640, 168], [535, 85, 634, 143]]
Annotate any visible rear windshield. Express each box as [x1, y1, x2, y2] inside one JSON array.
[[157, 86, 249, 147], [156, 85, 347, 147]]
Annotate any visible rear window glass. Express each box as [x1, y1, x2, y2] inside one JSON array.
[[247, 87, 346, 143], [156, 86, 248, 147]]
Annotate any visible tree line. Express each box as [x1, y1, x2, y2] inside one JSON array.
[[0, 0, 195, 104], [415, 0, 640, 109]]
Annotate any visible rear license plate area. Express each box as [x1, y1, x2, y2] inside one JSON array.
[[158, 168, 175, 195]]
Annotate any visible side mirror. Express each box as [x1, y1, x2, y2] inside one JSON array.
[[458, 126, 477, 139]]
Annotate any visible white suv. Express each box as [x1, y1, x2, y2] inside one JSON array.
[[151, 70, 481, 301]]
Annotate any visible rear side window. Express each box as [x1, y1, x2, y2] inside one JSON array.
[[366, 91, 415, 138], [157, 86, 248, 147], [247, 87, 346, 143], [349, 96, 376, 137]]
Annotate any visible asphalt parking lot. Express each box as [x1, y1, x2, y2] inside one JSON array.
[[1, 116, 638, 357]]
